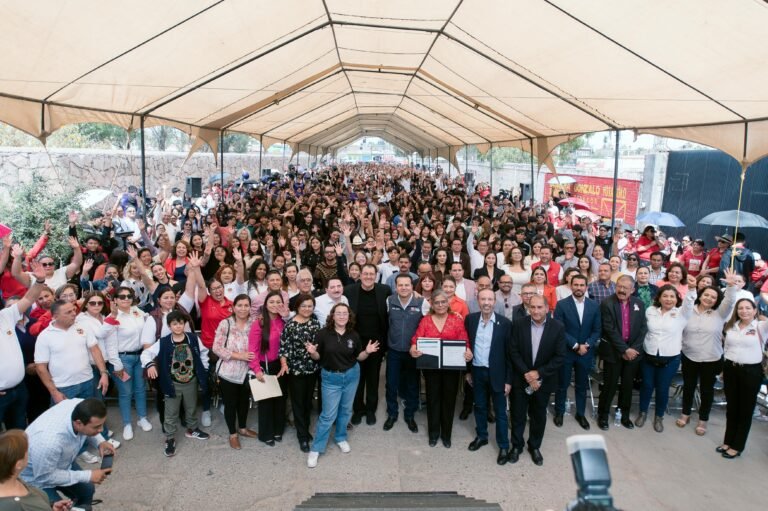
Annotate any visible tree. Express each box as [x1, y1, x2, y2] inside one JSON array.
[[555, 136, 586, 164], [0, 171, 85, 262], [76, 123, 133, 149], [223, 133, 252, 153]]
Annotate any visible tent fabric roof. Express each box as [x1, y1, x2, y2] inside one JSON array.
[[2, 0, 768, 167]]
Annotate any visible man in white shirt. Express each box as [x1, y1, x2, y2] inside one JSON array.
[[314, 277, 348, 325], [377, 246, 401, 284], [466, 227, 488, 275], [35, 301, 109, 404], [0, 265, 48, 429]]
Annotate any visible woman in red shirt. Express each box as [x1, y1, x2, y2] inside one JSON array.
[[410, 290, 472, 448], [635, 226, 665, 262]]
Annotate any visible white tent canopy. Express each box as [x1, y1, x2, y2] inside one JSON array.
[[3, 0, 768, 168]]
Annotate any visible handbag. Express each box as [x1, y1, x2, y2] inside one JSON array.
[[209, 320, 231, 395]]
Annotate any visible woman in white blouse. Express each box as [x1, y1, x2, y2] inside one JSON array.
[[217, 249, 246, 301], [677, 269, 738, 435], [103, 286, 151, 440], [717, 298, 768, 459], [635, 282, 696, 432], [502, 247, 531, 295]]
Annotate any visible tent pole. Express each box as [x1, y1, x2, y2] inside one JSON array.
[[140, 116, 147, 221], [489, 143, 493, 197], [258, 135, 263, 176], [529, 138, 535, 207], [219, 131, 224, 194], [282, 141, 286, 170], [610, 130, 620, 233]]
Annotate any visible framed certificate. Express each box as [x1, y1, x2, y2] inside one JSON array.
[[416, 338, 466, 370]]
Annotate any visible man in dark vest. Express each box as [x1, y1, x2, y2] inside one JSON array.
[[383, 274, 428, 433]]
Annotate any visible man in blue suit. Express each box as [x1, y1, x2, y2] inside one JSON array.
[[553, 274, 601, 430], [465, 289, 513, 465]]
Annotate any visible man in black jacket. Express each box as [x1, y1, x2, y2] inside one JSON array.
[[508, 295, 565, 466], [344, 263, 391, 426], [596, 275, 648, 430]]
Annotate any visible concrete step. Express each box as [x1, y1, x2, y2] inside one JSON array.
[[295, 492, 502, 510]]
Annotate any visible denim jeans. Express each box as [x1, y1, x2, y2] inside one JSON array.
[[639, 354, 681, 417], [109, 354, 147, 425], [58, 378, 95, 401], [0, 381, 28, 430], [311, 364, 360, 454], [471, 366, 509, 449], [43, 462, 95, 510], [385, 349, 418, 420]]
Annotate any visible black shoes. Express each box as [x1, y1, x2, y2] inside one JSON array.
[[575, 415, 591, 430], [351, 413, 363, 425], [459, 408, 472, 420], [598, 416, 609, 430], [554, 413, 564, 427], [429, 438, 438, 447], [299, 440, 310, 453], [383, 416, 396, 431], [468, 437, 488, 451], [164, 438, 176, 457], [406, 418, 418, 433], [621, 416, 635, 429], [442, 438, 451, 448], [507, 448, 521, 464], [497, 449, 509, 466], [274, 435, 282, 442], [261, 439, 275, 447], [528, 447, 544, 466], [366, 412, 376, 426]]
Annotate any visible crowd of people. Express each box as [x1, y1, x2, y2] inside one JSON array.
[[0, 162, 766, 509]]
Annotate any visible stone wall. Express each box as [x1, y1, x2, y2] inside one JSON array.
[[0, 147, 294, 201]]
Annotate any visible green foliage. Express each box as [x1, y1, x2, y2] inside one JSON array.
[[223, 133, 253, 153], [479, 146, 535, 166], [555, 137, 587, 164], [0, 172, 84, 263]]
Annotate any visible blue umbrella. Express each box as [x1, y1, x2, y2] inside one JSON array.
[[208, 173, 231, 184], [636, 212, 685, 228], [698, 210, 768, 229]]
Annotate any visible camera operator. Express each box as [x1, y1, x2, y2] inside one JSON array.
[[20, 398, 115, 510]]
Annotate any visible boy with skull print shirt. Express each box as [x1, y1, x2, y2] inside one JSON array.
[[141, 311, 210, 456]]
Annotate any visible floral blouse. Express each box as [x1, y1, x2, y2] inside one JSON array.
[[213, 317, 253, 384], [279, 317, 321, 376]]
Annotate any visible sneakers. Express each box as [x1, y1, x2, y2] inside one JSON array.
[[164, 438, 176, 457], [137, 417, 153, 432], [336, 441, 351, 453], [78, 451, 100, 464], [307, 451, 319, 468], [201, 411, 212, 427], [123, 424, 134, 441], [107, 438, 121, 450], [185, 428, 210, 440]]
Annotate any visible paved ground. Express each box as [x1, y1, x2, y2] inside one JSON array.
[[95, 386, 767, 511]]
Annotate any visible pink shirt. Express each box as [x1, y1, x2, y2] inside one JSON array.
[[620, 300, 630, 342], [248, 316, 285, 370]]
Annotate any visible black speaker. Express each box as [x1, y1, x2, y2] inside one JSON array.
[[186, 177, 202, 198]]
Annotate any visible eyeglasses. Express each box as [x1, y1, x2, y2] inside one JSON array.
[[499, 281, 512, 285], [565, 247, 575, 250], [521, 292, 536, 297], [41, 262, 55, 267], [432, 300, 448, 305], [627, 257, 638, 261], [115, 294, 132, 300], [333, 311, 349, 316], [87, 300, 104, 306]]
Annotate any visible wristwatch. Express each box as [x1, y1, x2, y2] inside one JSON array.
[[35, 278, 46, 285]]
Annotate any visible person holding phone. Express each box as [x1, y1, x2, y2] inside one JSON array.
[[20, 399, 115, 510]]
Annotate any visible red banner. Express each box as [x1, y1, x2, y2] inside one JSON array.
[[543, 175, 641, 224]]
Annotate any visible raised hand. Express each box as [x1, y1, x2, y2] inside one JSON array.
[[67, 236, 80, 249], [232, 247, 243, 261], [1, 235, 11, 249], [11, 244, 24, 259], [126, 246, 138, 261], [723, 268, 738, 287], [188, 252, 202, 268], [43, 219, 52, 235], [365, 340, 380, 354], [82, 258, 95, 274], [68, 211, 78, 225], [29, 261, 47, 282]]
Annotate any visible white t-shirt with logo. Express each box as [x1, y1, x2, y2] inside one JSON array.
[[0, 305, 24, 390], [35, 323, 97, 388]]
